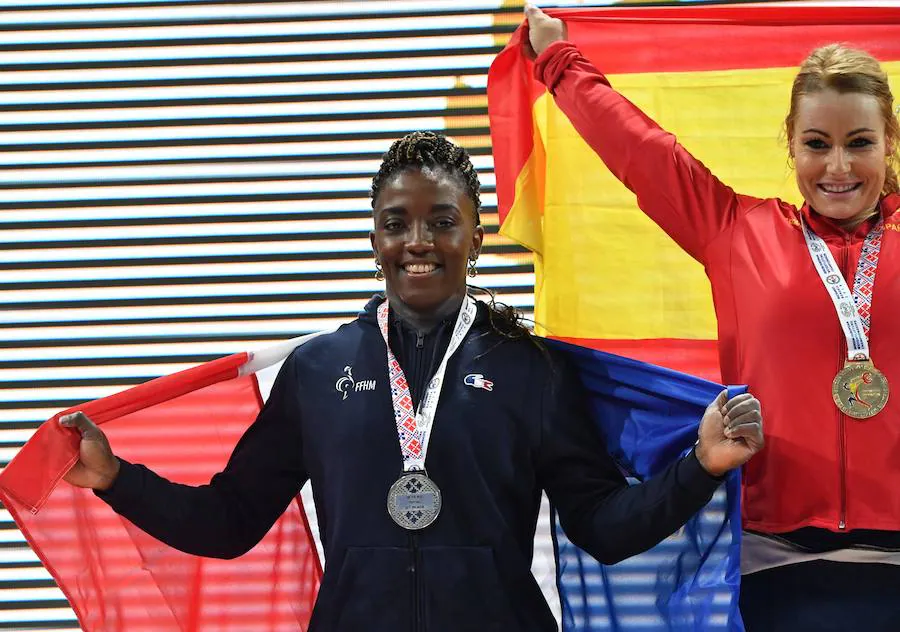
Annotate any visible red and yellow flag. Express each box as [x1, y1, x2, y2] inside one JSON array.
[[489, 4, 900, 382]]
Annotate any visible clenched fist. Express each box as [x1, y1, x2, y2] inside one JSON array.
[[525, 4, 567, 58], [60, 412, 120, 491], [695, 391, 764, 477]]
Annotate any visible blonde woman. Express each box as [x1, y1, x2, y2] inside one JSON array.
[[526, 4, 900, 630]]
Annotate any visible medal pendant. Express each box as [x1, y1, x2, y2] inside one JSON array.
[[832, 360, 890, 419], [387, 471, 442, 530]]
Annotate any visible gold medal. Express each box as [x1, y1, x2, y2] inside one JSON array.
[[832, 360, 890, 419]]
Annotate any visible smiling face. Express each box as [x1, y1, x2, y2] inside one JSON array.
[[792, 88, 889, 224], [370, 167, 483, 316]]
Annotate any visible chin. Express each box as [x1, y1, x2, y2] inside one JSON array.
[[817, 206, 863, 222], [823, 203, 879, 222], [396, 291, 444, 312]]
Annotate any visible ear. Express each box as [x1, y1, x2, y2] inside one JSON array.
[[370, 229, 379, 261], [787, 139, 797, 168], [470, 225, 485, 260]]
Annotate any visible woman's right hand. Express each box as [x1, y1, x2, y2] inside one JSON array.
[[525, 4, 567, 58], [60, 411, 120, 491]]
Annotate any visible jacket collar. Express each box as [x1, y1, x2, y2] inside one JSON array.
[[800, 192, 900, 241]]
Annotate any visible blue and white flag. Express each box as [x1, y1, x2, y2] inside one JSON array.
[[548, 339, 744, 632]]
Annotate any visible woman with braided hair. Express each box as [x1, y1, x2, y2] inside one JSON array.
[[58, 131, 762, 631], [368, 131, 531, 341]]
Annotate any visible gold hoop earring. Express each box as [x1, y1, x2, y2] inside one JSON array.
[[467, 256, 478, 278], [374, 260, 385, 281]]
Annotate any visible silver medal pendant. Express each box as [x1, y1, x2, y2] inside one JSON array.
[[387, 471, 442, 530]]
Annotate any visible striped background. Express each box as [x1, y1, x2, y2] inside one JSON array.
[[0, 1, 534, 628]]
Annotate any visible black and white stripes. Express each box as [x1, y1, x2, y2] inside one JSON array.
[[0, 2, 533, 628]]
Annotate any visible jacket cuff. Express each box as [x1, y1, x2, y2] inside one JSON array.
[[534, 40, 607, 94], [94, 457, 141, 506], [676, 449, 724, 501]]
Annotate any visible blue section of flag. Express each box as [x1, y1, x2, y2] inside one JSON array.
[[547, 339, 744, 632]]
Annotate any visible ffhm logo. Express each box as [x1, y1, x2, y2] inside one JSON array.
[[335, 366, 377, 401]]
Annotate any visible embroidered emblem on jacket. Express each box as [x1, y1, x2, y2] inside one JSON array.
[[464, 373, 494, 391], [335, 366, 376, 400]]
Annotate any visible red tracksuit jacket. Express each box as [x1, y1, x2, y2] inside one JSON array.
[[536, 41, 900, 534]]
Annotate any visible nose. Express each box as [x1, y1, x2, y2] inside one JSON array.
[[406, 221, 434, 252], [826, 146, 851, 175]]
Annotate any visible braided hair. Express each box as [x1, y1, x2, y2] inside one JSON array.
[[370, 131, 481, 225], [370, 132, 534, 342]]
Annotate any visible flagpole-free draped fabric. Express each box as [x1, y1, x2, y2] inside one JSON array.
[[548, 339, 743, 632], [0, 348, 321, 632], [0, 326, 745, 632], [488, 4, 900, 383]]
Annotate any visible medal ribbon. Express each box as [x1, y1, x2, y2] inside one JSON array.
[[377, 295, 476, 472], [800, 214, 884, 362]]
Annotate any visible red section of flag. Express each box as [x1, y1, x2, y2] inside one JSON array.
[[0, 354, 321, 631], [553, 5, 900, 74], [487, 21, 541, 226], [554, 337, 721, 384]]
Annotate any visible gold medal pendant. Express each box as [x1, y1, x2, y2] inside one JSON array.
[[832, 360, 890, 419]]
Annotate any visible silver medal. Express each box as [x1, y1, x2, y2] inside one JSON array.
[[387, 472, 442, 530], [377, 296, 476, 532]]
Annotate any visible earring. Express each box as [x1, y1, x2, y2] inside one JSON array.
[[467, 256, 478, 278], [374, 260, 385, 281]]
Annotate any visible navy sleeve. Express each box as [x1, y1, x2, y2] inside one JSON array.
[[536, 355, 721, 565], [96, 351, 308, 559]]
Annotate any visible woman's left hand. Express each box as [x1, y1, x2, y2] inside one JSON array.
[[695, 390, 764, 477]]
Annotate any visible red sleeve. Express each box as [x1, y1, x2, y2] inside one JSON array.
[[534, 40, 757, 262]]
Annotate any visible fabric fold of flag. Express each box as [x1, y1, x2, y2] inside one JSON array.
[[0, 338, 322, 632], [488, 4, 900, 383], [3, 323, 747, 631], [548, 339, 744, 632]]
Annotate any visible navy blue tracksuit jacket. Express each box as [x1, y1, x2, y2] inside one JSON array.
[[100, 295, 722, 631]]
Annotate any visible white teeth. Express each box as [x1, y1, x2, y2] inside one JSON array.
[[404, 263, 437, 274], [821, 183, 859, 193]]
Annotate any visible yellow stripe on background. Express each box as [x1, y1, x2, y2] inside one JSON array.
[[509, 62, 900, 340]]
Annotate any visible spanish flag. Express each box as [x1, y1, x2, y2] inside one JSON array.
[[489, 4, 900, 630], [489, 3, 900, 383]]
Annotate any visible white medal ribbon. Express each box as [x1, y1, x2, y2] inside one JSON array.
[[800, 215, 883, 362], [377, 295, 476, 472]]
